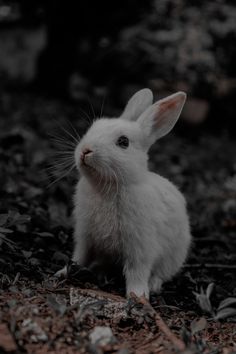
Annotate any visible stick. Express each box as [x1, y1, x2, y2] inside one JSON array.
[[75, 288, 126, 303], [184, 263, 236, 269], [134, 294, 186, 352]]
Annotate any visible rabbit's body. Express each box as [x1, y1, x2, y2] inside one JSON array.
[[74, 173, 190, 281], [69, 89, 191, 297]]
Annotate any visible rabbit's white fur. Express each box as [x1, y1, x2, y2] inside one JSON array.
[[72, 89, 191, 298]]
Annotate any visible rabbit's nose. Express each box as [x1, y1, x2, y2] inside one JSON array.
[[80, 148, 93, 162]]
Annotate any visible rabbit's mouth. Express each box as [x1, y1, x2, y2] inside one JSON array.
[[80, 160, 97, 174]]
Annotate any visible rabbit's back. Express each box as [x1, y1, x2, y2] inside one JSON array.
[[146, 172, 191, 278]]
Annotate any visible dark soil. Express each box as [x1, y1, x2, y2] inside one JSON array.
[[0, 92, 235, 353]]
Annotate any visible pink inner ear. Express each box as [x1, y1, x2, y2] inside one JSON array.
[[159, 97, 178, 115], [153, 99, 177, 128]]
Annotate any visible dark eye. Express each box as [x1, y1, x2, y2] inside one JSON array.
[[116, 135, 129, 149]]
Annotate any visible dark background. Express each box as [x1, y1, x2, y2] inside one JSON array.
[[0, 0, 236, 131]]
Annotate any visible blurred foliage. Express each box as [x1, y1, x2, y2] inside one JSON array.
[[118, 1, 236, 95], [1, 0, 235, 95], [0, 1, 236, 129]]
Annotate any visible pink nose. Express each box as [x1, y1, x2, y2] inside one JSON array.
[[80, 148, 93, 162]]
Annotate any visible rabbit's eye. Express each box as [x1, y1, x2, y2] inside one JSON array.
[[116, 135, 129, 149]]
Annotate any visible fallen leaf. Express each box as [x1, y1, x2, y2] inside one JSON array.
[[217, 297, 236, 311], [206, 283, 215, 299], [193, 284, 214, 314], [214, 307, 236, 321], [190, 317, 207, 335]]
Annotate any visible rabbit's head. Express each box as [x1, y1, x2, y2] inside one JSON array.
[[74, 89, 186, 186]]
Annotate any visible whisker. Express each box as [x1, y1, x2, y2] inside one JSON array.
[[106, 171, 113, 198], [77, 106, 93, 125], [95, 161, 107, 195], [105, 164, 118, 198], [50, 119, 80, 146], [64, 118, 81, 141], [45, 151, 76, 184], [46, 117, 81, 187], [111, 167, 119, 200], [100, 95, 106, 118], [96, 160, 119, 198], [49, 154, 75, 161], [48, 136, 77, 151], [87, 98, 96, 120], [50, 136, 76, 146], [112, 168, 120, 200], [46, 163, 76, 188], [98, 162, 111, 196], [53, 152, 75, 158], [116, 169, 126, 197], [46, 162, 74, 172], [96, 165, 104, 192], [47, 157, 75, 168], [58, 126, 79, 145], [53, 147, 75, 153], [101, 164, 110, 197]]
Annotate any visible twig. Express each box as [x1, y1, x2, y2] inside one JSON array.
[[43, 286, 125, 303], [184, 263, 236, 269], [135, 333, 162, 350], [134, 294, 186, 352], [72, 287, 126, 303], [12, 272, 20, 285], [44, 287, 70, 294], [155, 305, 181, 311]]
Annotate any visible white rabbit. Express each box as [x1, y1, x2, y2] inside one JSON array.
[[66, 89, 191, 298]]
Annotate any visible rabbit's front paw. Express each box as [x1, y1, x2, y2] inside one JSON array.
[[126, 283, 149, 298], [125, 264, 150, 298], [54, 265, 68, 278]]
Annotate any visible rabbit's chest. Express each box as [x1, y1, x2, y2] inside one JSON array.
[[89, 199, 121, 241], [86, 189, 140, 236], [77, 181, 145, 251]]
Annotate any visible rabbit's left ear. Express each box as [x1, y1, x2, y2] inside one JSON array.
[[121, 88, 153, 121], [137, 92, 186, 147]]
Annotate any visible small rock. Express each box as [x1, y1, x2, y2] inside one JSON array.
[[117, 348, 130, 354], [89, 326, 116, 346], [21, 318, 48, 343]]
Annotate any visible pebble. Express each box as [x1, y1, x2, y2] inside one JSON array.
[[89, 326, 116, 346]]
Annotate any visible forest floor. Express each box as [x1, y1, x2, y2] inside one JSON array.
[[0, 91, 235, 354]]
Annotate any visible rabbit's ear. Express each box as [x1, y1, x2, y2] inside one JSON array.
[[137, 92, 186, 147], [121, 88, 153, 121]]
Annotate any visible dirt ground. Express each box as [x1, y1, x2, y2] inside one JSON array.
[[0, 92, 235, 353]]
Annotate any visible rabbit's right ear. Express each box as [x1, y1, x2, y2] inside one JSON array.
[[137, 92, 186, 148], [121, 88, 153, 121]]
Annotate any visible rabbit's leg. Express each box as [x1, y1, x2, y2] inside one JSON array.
[[124, 261, 151, 298], [54, 233, 88, 278], [72, 233, 88, 266], [149, 274, 163, 294]]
